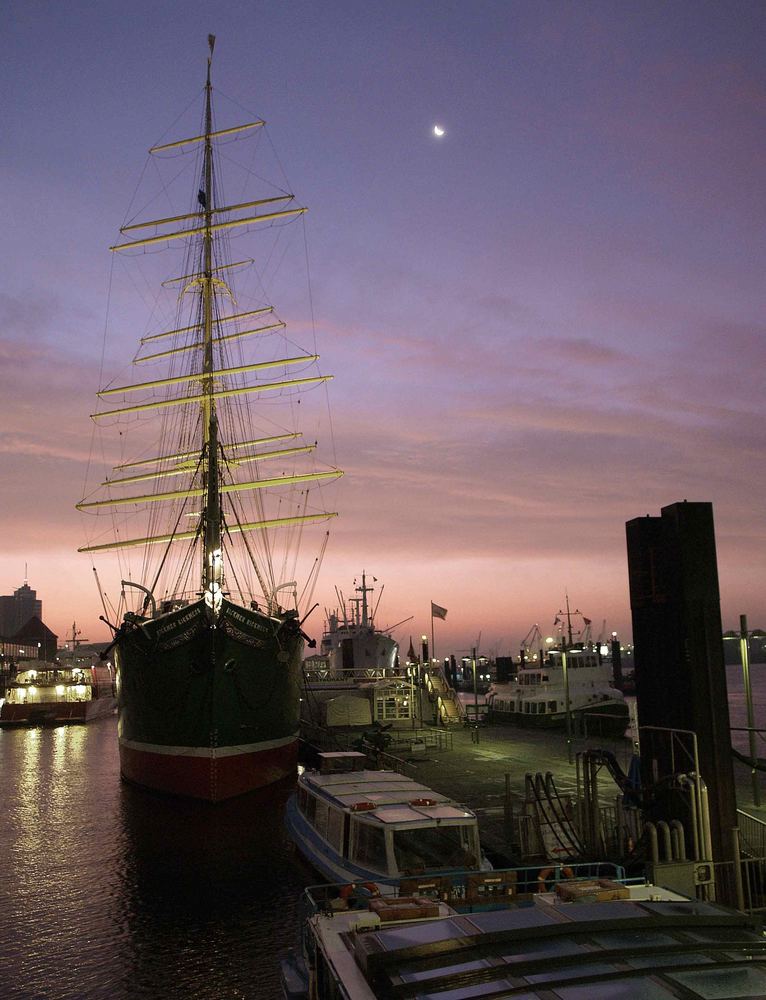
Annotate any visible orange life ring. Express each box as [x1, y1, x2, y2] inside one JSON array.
[[536, 866, 575, 891]]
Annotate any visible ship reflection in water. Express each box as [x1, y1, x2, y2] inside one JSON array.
[[0, 719, 312, 1000]]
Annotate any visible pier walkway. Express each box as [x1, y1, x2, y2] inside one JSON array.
[[370, 722, 766, 864]]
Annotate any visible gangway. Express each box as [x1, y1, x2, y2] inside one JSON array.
[[424, 666, 464, 725]]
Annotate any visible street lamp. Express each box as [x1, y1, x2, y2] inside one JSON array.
[[562, 650, 572, 763]]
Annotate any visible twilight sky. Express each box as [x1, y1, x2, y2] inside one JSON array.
[[2, 0, 765, 655]]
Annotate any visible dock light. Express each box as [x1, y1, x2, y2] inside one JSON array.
[[545, 637, 553, 645]]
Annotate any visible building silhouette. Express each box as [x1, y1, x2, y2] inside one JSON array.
[[0, 580, 42, 635]]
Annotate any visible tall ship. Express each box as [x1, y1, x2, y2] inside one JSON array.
[[77, 37, 341, 801]]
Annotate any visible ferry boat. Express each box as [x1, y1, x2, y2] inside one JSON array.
[[486, 645, 629, 736], [281, 876, 766, 999], [285, 752, 486, 888], [487, 601, 629, 736], [76, 37, 340, 800], [0, 625, 116, 726]]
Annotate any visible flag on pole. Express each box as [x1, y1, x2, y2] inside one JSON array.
[[431, 602, 448, 621]]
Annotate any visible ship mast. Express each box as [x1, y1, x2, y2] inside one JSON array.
[[557, 593, 582, 648], [356, 572, 373, 628], [201, 35, 223, 616]]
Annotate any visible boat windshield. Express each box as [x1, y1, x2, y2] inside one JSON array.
[[393, 824, 478, 873]]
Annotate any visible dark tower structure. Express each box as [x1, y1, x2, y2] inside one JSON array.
[[625, 501, 736, 865]]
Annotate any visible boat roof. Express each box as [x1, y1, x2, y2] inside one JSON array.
[[311, 886, 766, 999], [301, 769, 475, 824]]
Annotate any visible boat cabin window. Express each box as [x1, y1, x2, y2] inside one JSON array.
[[393, 824, 477, 874], [298, 787, 316, 825], [314, 799, 330, 839], [325, 807, 345, 855], [351, 819, 387, 871]]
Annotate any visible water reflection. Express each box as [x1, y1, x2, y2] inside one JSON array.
[[0, 722, 313, 1000], [117, 778, 312, 999]]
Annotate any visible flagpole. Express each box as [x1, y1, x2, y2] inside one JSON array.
[[431, 609, 435, 670]]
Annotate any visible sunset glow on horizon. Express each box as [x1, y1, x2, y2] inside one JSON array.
[[2, 2, 765, 656]]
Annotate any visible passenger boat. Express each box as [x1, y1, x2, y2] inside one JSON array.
[[0, 624, 116, 726], [486, 645, 629, 736], [281, 876, 766, 999], [301, 573, 414, 729], [284, 752, 486, 888], [487, 601, 629, 736], [76, 37, 341, 800]]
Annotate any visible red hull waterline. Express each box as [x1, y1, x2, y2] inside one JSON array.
[[119, 736, 299, 802]]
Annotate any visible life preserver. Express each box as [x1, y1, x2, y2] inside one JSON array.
[[339, 882, 380, 901], [536, 866, 575, 891]]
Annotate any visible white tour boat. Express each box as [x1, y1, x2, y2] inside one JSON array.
[[285, 752, 486, 889]]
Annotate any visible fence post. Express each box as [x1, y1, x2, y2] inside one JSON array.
[[731, 826, 745, 913]]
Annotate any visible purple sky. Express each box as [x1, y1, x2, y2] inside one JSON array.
[[2, 1, 765, 655]]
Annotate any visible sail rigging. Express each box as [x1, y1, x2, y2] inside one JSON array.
[[78, 34, 342, 619]]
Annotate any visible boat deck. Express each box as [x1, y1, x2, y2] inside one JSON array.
[[298, 883, 766, 999]]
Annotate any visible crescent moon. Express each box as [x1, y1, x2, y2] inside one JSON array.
[[433, 124, 445, 137]]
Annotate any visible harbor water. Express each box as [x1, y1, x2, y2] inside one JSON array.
[[0, 663, 764, 999]]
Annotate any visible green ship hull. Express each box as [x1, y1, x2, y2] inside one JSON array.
[[114, 598, 302, 801]]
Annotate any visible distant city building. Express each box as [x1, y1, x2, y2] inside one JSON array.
[[0, 580, 43, 635], [2, 616, 58, 662]]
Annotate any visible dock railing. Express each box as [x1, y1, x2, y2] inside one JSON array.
[[301, 861, 628, 915]]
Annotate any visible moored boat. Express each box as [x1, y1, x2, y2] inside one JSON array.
[[301, 573, 416, 730], [77, 37, 341, 800], [487, 600, 629, 736], [285, 752, 486, 889], [486, 644, 629, 736], [0, 622, 116, 726], [282, 877, 766, 999]]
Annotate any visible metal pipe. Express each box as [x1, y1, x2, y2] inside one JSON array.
[[670, 819, 687, 861], [699, 779, 713, 861], [731, 826, 745, 913], [657, 820, 673, 861], [643, 822, 659, 865], [680, 776, 700, 860], [740, 614, 761, 807]]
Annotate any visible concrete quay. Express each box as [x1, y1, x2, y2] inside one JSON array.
[[378, 722, 766, 864]]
